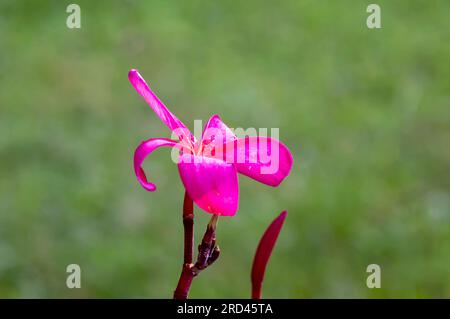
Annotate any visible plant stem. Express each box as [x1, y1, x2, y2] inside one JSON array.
[[182, 192, 194, 264], [173, 192, 195, 299], [173, 195, 221, 299], [173, 263, 195, 299]]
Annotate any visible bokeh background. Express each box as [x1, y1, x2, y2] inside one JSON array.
[[0, 0, 449, 298]]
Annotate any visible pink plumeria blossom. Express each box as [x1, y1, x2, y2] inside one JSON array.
[[129, 69, 293, 216]]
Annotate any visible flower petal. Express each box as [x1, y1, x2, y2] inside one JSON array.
[[200, 115, 237, 157], [134, 138, 180, 192], [220, 137, 294, 187], [251, 211, 287, 299], [201, 115, 237, 144], [128, 69, 195, 145], [178, 154, 239, 216], [200, 115, 237, 159]]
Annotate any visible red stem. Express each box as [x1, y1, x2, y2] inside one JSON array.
[[173, 264, 195, 299], [173, 192, 195, 299], [182, 192, 194, 264], [173, 193, 220, 299]]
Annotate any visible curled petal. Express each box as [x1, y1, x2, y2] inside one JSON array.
[[178, 154, 239, 216], [134, 138, 180, 191], [219, 137, 294, 187], [251, 211, 287, 299], [128, 69, 195, 145]]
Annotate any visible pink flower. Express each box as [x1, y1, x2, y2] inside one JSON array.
[[129, 69, 293, 216]]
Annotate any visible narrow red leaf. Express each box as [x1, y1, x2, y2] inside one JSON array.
[[251, 211, 287, 299]]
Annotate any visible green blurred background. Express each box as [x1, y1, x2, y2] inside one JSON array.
[[0, 0, 449, 298]]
